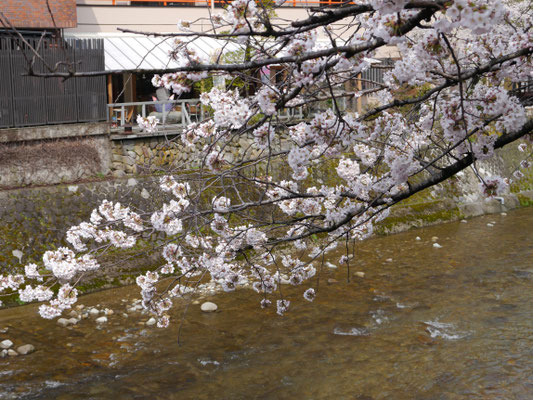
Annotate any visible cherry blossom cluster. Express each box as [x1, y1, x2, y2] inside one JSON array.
[[151, 41, 208, 96], [136, 115, 159, 134]]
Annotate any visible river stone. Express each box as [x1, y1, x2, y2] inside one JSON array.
[[0, 328, 8, 334], [16, 344, 35, 355], [433, 243, 442, 248], [95, 316, 108, 324], [68, 318, 78, 325], [89, 308, 100, 317], [146, 317, 156, 326], [0, 349, 7, 358], [201, 302, 218, 313], [7, 349, 17, 357], [141, 188, 150, 199], [0, 339, 13, 349], [57, 318, 70, 327], [355, 271, 365, 278]]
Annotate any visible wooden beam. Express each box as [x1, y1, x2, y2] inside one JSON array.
[[107, 74, 113, 103]]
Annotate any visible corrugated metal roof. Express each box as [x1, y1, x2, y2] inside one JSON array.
[[65, 33, 235, 71]]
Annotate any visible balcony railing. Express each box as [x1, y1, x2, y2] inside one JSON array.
[[81, 0, 352, 7], [107, 98, 304, 133], [107, 99, 202, 130]]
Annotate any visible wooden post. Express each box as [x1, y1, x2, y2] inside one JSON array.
[[357, 73, 363, 114], [107, 74, 113, 104]]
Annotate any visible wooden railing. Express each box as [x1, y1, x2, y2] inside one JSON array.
[[107, 98, 305, 131], [107, 99, 202, 129]]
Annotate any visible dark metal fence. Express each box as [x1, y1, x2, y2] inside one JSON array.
[[0, 37, 106, 129], [361, 59, 395, 91], [511, 78, 533, 106]]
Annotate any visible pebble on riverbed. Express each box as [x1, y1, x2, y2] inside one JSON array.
[[146, 318, 156, 326], [325, 262, 337, 269], [57, 318, 78, 327], [1, 339, 13, 349], [16, 344, 35, 355], [201, 302, 218, 313], [354, 272, 365, 278], [95, 316, 108, 324], [433, 243, 442, 248]]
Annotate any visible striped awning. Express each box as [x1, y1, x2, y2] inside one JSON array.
[[65, 33, 237, 71]]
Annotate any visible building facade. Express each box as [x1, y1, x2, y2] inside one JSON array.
[[1, 0, 77, 32]]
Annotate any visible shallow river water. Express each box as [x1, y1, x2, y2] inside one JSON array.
[[1, 208, 533, 399]]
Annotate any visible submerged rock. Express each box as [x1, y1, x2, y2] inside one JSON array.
[[95, 316, 108, 324], [57, 318, 70, 327], [7, 349, 17, 357], [0, 339, 13, 349], [433, 243, 442, 248], [17, 344, 35, 355], [146, 318, 156, 326], [201, 302, 218, 313]]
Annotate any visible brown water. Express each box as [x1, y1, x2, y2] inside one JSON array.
[[1, 209, 533, 399]]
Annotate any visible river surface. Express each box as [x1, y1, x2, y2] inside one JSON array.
[[1, 208, 532, 399]]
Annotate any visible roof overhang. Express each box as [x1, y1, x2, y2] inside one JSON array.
[[65, 33, 236, 72]]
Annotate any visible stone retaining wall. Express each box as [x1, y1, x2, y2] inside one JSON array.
[[0, 123, 111, 189]]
